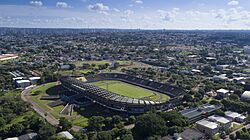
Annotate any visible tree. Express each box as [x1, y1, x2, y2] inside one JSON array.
[[236, 131, 241, 139], [88, 116, 105, 131], [82, 63, 91, 69], [69, 64, 76, 70], [168, 126, 182, 135], [182, 94, 193, 102], [242, 127, 247, 133], [0, 117, 6, 127], [229, 134, 235, 140], [194, 92, 203, 100], [234, 90, 243, 97], [59, 117, 72, 131], [160, 111, 188, 127], [121, 134, 134, 140], [25, 115, 44, 131], [112, 115, 123, 125], [210, 100, 221, 105], [74, 131, 88, 140], [202, 65, 212, 74], [128, 116, 136, 124], [229, 94, 240, 101], [104, 117, 113, 129], [133, 113, 167, 139], [97, 131, 112, 140], [39, 124, 56, 139], [10, 123, 24, 136], [215, 109, 225, 116]]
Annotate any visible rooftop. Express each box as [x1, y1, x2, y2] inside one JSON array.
[[208, 115, 231, 124], [180, 103, 221, 119], [241, 91, 250, 100], [225, 111, 241, 118], [216, 89, 229, 94], [58, 131, 74, 140], [16, 80, 30, 84], [196, 119, 219, 129], [180, 128, 205, 140]]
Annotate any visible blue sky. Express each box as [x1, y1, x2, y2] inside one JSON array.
[[0, 0, 250, 29]]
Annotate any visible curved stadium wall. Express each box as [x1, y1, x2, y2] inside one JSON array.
[[60, 73, 185, 114]]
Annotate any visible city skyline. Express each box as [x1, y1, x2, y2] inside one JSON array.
[[0, 0, 250, 29]]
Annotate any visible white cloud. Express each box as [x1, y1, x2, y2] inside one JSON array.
[[113, 8, 120, 12], [88, 3, 109, 11], [30, 1, 43, 7], [214, 7, 250, 24], [121, 10, 134, 21], [158, 8, 179, 22], [134, 0, 143, 4], [228, 0, 239, 6], [56, 2, 71, 8]]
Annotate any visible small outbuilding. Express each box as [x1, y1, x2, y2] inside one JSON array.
[[241, 91, 250, 101]]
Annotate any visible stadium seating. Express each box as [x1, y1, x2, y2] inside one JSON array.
[[85, 73, 185, 97], [60, 73, 185, 114]]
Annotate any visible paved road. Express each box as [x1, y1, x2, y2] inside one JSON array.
[[21, 85, 81, 132]]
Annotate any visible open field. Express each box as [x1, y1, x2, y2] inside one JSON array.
[[30, 82, 88, 127], [91, 80, 170, 102], [230, 122, 244, 132], [244, 68, 250, 73], [73, 60, 112, 68]]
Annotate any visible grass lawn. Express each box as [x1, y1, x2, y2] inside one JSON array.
[[31, 82, 59, 111], [244, 69, 250, 73], [0, 89, 22, 97], [73, 60, 111, 68], [3, 111, 35, 129], [231, 122, 243, 132], [211, 133, 221, 140], [72, 116, 88, 128], [30, 82, 89, 127], [91, 80, 170, 102]]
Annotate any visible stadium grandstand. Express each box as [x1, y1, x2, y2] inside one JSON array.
[[60, 73, 185, 114]]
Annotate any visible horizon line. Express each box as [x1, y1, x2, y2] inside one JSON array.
[[1, 26, 250, 31]]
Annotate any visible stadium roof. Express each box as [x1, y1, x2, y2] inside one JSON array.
[[61, 76, 163, 107]]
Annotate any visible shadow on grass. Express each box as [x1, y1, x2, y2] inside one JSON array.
[[46, 85, 65, 96], [74, 104, 130, 118]]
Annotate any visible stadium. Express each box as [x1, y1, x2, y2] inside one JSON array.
[[60, 73, 185, 114]]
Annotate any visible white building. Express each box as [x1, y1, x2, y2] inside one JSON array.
[[208, 115, 231, 129], [213, 74, 228, 81], [29, 77, 41, 84], [196, 119, 220, 136], [225, 111, 247, 123], [58, 131, 75, 140], [216, 89, 230, 98], [16, 80, 31, 89], [241, 91, 250, 101]]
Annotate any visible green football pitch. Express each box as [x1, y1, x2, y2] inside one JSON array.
[[91, 80, 170, 102]]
